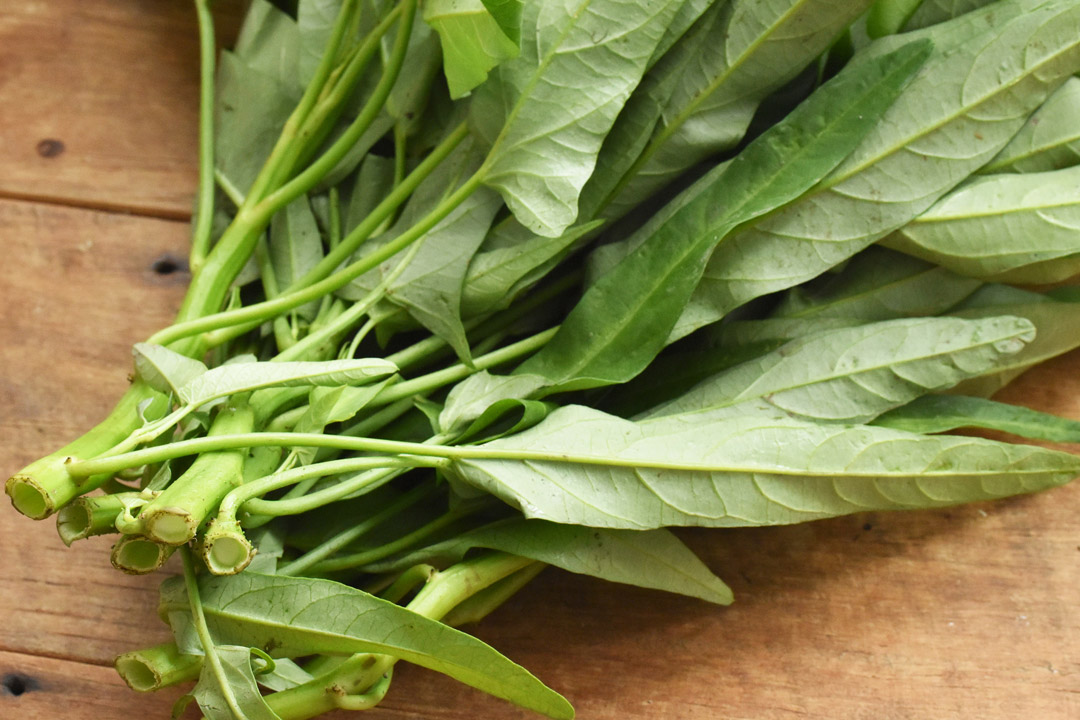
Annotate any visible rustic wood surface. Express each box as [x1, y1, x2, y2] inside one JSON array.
[[1, 2, 1078, 719]]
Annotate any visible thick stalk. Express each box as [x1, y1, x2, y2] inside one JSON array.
[[5, 381, 164, 518], [138, 399, 255, 545], [56, 491, 141, 546], [115, 642, 202, 692]]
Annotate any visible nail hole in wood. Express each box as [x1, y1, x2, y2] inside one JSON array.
[[36, 139, 65, 158], [2, 673, 39, 696], [151, 254, 189, 276]]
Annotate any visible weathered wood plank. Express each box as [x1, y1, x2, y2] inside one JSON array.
[[0, 649, 185, 719], [0, 0, 241, 218]]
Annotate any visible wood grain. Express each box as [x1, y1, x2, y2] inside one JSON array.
[[0, 0, 241, 219], [0, 1, 1078, 718]]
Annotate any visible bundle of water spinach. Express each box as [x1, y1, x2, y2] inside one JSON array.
[[8, 0, 1080, 717]]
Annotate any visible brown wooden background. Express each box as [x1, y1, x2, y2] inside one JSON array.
[[1, 2, 1078, 718]]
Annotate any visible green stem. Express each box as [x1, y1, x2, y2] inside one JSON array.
[[249, 0, 413, 227], [5, 381, 162, 518], [156, 123, 473, 349], [181, 547, 247, 719], [137, 399, 255, 545], [370, 326, 558, 407], [305, 508, 464, 574], [188, 0, 217, 274], [277, 483, 435, 576]]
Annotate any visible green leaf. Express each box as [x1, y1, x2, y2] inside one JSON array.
[[270, 195, 325, 320], [160, 573, 574, 719], [388, 185, 503, 363], [903, 0, 999, 30], [192, 645, 281, 720], [177, 358, 397, 407], [370, 518, 733, 605], [215, 51, 301, 198], [255, 657, 316, 692], [608, 0, 874, 218], [440, 371, 550, 435], [950, 289, 1080, 397], [291, 379, 392, 464], [866, 0, 925, 38], [470, 0, 691, 237], [873, 394, 1080, 442], [449, 404, 1080, 529], [771, 247, 982, 322], [642, 316, 1035, 423], [384, 7, 443, 126], [517, 40, 932, 391], [133, 344, 208, 398], [883, 165, 1080, 284], [479, 0, 523, 44], [675, 0, 1080, 341], [296, 0, 345, 88], [233, 0, 304, 98], [425, 0, 520, 99], [982, 77, 1080, 174], [460, 220, 603, 317]]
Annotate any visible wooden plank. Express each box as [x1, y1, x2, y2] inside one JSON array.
[[0, 650, 185, 720], [0, 0, 241, 218], [0, 199, 189, 664]]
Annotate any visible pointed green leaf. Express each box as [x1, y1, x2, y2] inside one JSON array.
[[425, 0, 520, 98], [133, 343, 208, 399], [479, 0, 524, 44], [951, 290, 1080, 396], [518, 40, 932, 391], [440, 371, 550, 435], [676, 0, 1080, 341], [643, 316, 1034, 423], [771, 247, 982, 322], [609, 0, 874, 218], [884, 165, 1080, 284], [873, 394, 1080, 442], [177, 358, 397, 407], [369, 518, 733, 605], [983, 77, 1080, 173], [461, 220, 603, 317], [449, 404, 1080, 529], [160, 573, 574, 719], [471, 0, 691, 237]]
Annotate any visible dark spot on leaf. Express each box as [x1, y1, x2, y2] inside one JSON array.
[[150, 254, 189, 276], [263, 639, 280, 654], [2, 673, 40, 696], [36, 139, 65, 158]]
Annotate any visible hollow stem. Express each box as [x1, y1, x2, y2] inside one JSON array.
[[56, 491, 141, 546], [111, 535, 175, 575], [138, 399, 255, 545], [5, 381, 161, 519], [115, 641, 202, 692]]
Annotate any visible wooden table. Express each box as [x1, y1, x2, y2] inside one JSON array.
[[1, 3, 1078, 718]]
